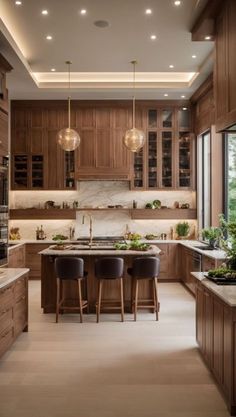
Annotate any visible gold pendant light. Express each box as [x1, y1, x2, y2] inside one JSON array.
[[57, 61, 81, 151], [123, 60, 145, 152]]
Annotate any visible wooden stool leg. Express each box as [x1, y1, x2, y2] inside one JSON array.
[[120, 278, 124, 322], [56, 278, 60, 323], [134, 279, 139, 321], [131, 277, 134, 313], [153, 278, 157, 314], [78, 279, 83, 323], [154, 277, 159, 321], [97, 279, 103, 323]]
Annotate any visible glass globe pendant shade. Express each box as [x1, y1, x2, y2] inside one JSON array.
[[123, 127, 145, 153], [57, 127, 81, 151]]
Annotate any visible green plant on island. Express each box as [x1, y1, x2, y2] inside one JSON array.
[[175, 222, 190, 238], [218, 214, 236, 270], [52, 234, 68, 245]]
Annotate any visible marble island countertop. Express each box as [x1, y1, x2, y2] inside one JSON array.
[[9, 239, 227, 260], [39, 244, 161, 256], [0, 268, 30, 289], [192, 272, 236, 307]]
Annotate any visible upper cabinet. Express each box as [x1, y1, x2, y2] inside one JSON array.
[[215, 0, 236, 131], [131, 106, 195, 190], [11, 101, 193, 190], [77, 107, 132, 180], [0, 54, 12, 156]]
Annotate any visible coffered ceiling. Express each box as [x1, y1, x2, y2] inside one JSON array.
[[0, 0, 213, 99]]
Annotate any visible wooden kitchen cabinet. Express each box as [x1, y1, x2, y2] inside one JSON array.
[[0, 272, 28, 359], [8, 245, 25, 268], [0, 110, 8, 155], [25, 243, 49, 279], [195, 280, 234, 414], [215, 0, 236, 131], [156, 243, 179, 281], [131, 107, 194, 190]]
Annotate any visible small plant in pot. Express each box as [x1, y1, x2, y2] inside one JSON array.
[[201, 227, 221, 248], [176, 222, 190, 239]]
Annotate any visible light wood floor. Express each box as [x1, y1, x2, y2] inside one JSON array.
[[0, 281, 231, 417]]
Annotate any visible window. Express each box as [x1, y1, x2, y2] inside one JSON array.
[[197, 131, 211, 229], [224, 132, 236, 221]]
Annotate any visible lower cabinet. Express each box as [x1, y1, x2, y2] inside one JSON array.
[[196, 281, 235, 415], [25, 243, 48, 279], [0, 273, 28, 358], [157, 243, 179, 280], [8, 244, 25, 268]]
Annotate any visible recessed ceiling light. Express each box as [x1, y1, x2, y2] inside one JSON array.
[[42, 10, 48, 15], [80, 9, 87, 15], [51, 68, 56, 72], [205, 36, 211, 40], [145, 9, 152, 14], [169, 64, 174, 69], [181, 95, 186, 98], [164, 94, 168, 97], [174, 0, 181, 5], [15, 1, 22, 5], [182, 107, 188, 111], [150, 35, 157, 40], [46, 35, 53, 40], [192, 55, 197, 59], [94, 20, 110, 28]]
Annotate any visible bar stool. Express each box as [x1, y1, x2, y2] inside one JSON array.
[[95, 257, 124, 323], [128, 257, 160, 321], [55, 257, 88, 323]]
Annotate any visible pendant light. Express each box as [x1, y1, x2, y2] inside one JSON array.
[[123, 60, 145, 152], [57, 61, 81, 151]]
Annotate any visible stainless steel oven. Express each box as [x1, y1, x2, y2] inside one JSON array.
[[0, 156, 8, 266]]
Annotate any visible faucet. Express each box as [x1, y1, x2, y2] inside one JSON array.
[[82, 214, 93, 246]]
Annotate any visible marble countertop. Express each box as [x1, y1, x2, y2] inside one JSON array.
[[39, 245, 161, 256], [0, 268, 30, 290], [9, 239, 227, 260], [192, 272, 236, 307]]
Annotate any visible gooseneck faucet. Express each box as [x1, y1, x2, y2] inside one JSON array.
[[82, 214, 93, 247]]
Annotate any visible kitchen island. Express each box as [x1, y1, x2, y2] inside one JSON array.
[[193, 272, 236, 415], [40, 245, 161, 313]]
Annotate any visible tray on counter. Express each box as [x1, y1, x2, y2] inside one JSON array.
[[204, 273, 236, 285]]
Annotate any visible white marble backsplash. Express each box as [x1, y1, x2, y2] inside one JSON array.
[[9, 181, 197, 239]]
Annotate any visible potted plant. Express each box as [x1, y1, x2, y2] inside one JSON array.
[[201, 227, 221, 248], [175, 222, 190, 239]]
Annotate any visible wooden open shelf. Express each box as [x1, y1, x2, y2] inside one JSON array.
[[9, 208, 197, 220], [9, 209, 76, 220], [131, 209, 197, 220]]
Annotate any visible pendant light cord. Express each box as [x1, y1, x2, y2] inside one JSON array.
[[66, 61, 72, 129], [131, 60, 137, 129]]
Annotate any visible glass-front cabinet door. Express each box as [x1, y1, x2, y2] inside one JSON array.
[[148, 132, 158, 188], [178, 132, 192, 188], [161, 132, 173, 188], [133, 148, 145, 188]]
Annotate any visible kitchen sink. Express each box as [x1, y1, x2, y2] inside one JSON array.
[[193, 245, 216, 251], [69, 245, 115, 251]]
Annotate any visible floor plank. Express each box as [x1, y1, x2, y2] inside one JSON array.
[[0, 281, 230, 417]]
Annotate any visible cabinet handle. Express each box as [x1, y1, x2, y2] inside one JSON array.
[[16, 296, 26, 303], [0, 309, 7, 316], [1, 328, 11, 339], [1, 287, 11, 294]]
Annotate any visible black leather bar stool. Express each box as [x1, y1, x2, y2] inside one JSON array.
[[128, 257, 160, 321], [55, 257, 88, 323], [95, 257, 124, 323]]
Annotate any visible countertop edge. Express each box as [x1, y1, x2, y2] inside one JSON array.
[[0, 268, 30, 289]]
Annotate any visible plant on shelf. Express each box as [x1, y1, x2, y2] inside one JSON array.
[[175, 222, 190, 239], [201, 227, 221, 248]]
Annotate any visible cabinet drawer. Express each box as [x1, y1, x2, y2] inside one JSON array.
[[0, 285, 14, 309], [14, 276, 26, 300], [0, 307, 13, 334], [0, 326, 14, 358]]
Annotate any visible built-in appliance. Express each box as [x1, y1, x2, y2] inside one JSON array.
[[0, 156, 9, 266]]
